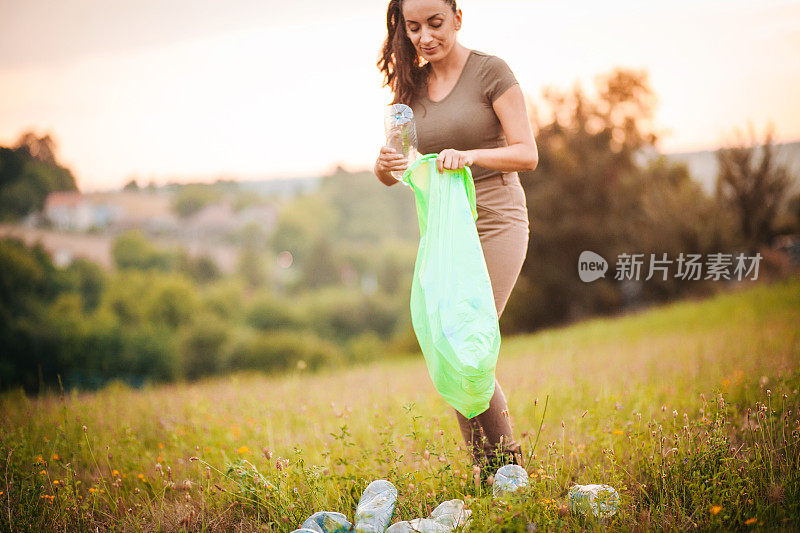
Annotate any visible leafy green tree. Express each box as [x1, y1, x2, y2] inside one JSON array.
[[175, 250, 221, 284], [294, 287, 400, 343], [0, 132, 78, 220], [200, 278, 247, 322], [299, 238, 342, 289], [61, 258, 107, 313], [510, 67, 736, 331], [97, 270, 151, 327], [111, 230, 176, 272], [141, 274, 198, 329], [0, 237, 74, 391], [179, 313, 228, 380], [245, 292, 303, 330], [236, 246, 271, 290], [172, 184, 219, 218], [715, 122, 795, 253], [226, 328, 343, 373], [269, 194, 340, 266], [787, 193, 800, 233]]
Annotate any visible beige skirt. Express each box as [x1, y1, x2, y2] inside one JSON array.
[[473, 171, 530, 318]]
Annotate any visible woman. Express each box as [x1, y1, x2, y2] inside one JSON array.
[[373, 0, 538, 482]]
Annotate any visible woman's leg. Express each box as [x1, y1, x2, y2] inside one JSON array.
[[454, 407, 488, 464], [474, 379, 521, 463], [454, 172, 529, 468], [454, 379, 522, 471]]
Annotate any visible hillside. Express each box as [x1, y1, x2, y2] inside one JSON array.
[[1, 275, 798, 531]]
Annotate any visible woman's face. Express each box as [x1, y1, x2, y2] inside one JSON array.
[[401, 0, 461, 61]]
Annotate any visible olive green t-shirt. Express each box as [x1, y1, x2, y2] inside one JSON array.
[[410, 49, 520, 182]]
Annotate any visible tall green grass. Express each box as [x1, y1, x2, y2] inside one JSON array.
[[1, 276, 798, 531]]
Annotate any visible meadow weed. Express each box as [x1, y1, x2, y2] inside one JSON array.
[[1, 276, 798, 531]]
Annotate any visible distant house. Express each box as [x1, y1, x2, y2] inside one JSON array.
[[41, 189, 279, 241], [183, 203, 238, 239], [42, 190, 179, 233], [180, 203, 278, 240], [235, 204, 278, 231], [43, 191, 114, 231], [91, 191, 178, 233]]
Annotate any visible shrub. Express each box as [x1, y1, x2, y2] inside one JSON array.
[[226, 328, 343, 373]]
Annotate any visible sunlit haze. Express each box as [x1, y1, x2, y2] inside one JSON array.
[[1, 0, 799, 191]]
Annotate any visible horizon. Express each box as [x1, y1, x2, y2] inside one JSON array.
[[57, 137, 800, 195]]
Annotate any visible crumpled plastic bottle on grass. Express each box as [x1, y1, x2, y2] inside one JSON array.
[[492, 464, 529, 499], [386, 498, 472, 532], [292, 479, 397, 533], [567, 484, 620, 518], [355, 479, 398, 532], [295, 510, 352, 533]]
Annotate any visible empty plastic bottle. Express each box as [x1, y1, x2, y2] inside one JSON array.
[[355, 479, 398, 532], [384, 103, 419, 185], [429, 499, 472, 531], [492, 464, 529, 498], [386, 499, 471, 532], [296, 511, 352, 533], [567, 484, 620, 518]]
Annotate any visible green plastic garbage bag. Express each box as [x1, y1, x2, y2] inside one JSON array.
[[400, 153, 501, 419]]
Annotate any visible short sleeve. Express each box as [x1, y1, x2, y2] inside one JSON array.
[[481, 55, 519, 103]]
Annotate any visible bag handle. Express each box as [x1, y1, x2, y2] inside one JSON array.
[[401, 153, 478, 222]]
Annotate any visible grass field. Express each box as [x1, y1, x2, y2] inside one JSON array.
[[2, 276, 799, 531]]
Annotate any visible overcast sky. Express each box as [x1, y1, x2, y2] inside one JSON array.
[[1, 0, 799, 191]]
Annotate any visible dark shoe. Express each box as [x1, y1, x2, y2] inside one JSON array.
[[477, 446, 524, 489]]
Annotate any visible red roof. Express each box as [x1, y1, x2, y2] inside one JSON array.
[[44, 191, 83, 208]]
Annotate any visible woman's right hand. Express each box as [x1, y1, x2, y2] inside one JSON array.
[[375, 145, 408, 178]]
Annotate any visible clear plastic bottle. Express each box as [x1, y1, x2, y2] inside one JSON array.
[[384, 104, 419, 185], [567, 484, 619, 518], [355, 479, 397, 532], [492, 464, 529, 498]]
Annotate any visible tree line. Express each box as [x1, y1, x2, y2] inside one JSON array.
[[1, 67, 797, 393]]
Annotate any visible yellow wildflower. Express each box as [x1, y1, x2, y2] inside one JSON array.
[[51, 453, 60, 461], [612, 430, 624, 435], [112, 469, 119, 477], [237, 446, 250, 454], [710, 505, 722, 515]]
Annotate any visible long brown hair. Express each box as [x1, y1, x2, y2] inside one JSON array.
[[377, 0, 458, 106]]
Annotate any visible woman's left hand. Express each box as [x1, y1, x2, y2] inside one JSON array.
[[436, 149, 474, 173]]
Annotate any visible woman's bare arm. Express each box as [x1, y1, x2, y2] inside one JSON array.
[[466, 84, 538, 172]]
